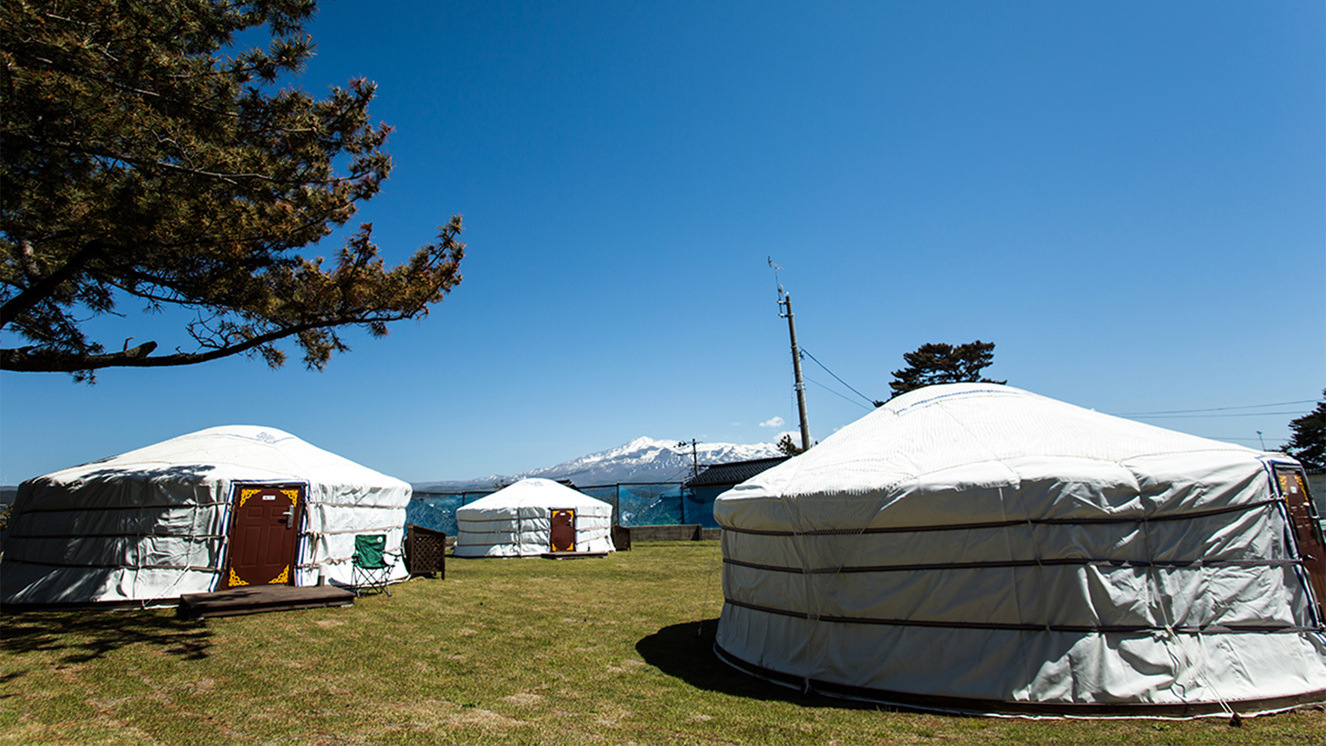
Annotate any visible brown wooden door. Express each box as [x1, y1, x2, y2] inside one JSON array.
[[223, 484, 303, 589], [550, 509, 576, 552], [1276, 466, 1326, 617]]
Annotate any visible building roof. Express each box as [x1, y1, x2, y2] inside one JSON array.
[[686, 456, 790, 488]]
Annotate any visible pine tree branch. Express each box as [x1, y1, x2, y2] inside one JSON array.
[[0, 242, 105, 328], [0, 309, 416, 373]]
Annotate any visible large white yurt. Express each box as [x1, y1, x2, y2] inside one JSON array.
[[453, 478, 615, 558], [714, 383, 1326, 717], [1, 426, 411, 606]]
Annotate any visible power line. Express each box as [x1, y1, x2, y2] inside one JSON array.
[[1126, 411, 1307, 419], [805, 376, 874, 410], [800, 348, 880, 407], [783, 346, 1314, 426], [1115, 400, 1316, 416]]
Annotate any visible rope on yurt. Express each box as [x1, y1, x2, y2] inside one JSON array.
[[134, 496, 209, 609], [131, 499, 144, 605], [783, 491, 822, 695], [1008, 496, 1039, 708], [137, 486, 210, 610], [1139, 504, 1236, 720]]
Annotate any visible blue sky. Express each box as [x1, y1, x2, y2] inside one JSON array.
[[2, 0, 1322, 484]]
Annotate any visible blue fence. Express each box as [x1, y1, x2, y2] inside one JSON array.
[[405, 482, 721, 536]]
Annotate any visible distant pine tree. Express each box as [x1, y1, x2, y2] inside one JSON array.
[[1285, 390, 1326, 469], [884, 341, 1005, 402], [776, 434, 804, 455]]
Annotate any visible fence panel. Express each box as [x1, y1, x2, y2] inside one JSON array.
[[405, 483, 717, 534], [405, 495, 462, 535], [686, 487, 723, 529], [574, 485, 618, 525], [616, 483, 684, 527], [407, 491, 495, 535]]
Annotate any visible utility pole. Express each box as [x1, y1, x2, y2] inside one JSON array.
[[677, 439, 700, 481], [676, 439, 701, 526], [770, 259, 811, 451], [780, 293, 812, 451]]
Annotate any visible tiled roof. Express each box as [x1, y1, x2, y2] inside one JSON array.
[[685, 456, 790, 488]]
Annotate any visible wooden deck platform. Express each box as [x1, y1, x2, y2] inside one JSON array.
[[540, 551, 611, 559], [178, 584, 355, 619]]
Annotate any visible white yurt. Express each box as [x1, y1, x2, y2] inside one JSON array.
[[1, 426, 411, 606], [453, 478, 615, 558], [714, 383, 1326, 717]]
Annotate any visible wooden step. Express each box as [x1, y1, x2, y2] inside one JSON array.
[[540, 551, 611, 559], [178, 584, 355, 619]]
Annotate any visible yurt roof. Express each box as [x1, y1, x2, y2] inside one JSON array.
[[457, 478, 610, 514], [717, 383, 1274, 529], [26, 425, 407, 495]]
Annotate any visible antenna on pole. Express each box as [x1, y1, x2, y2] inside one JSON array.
[[769, 258, 811, 451], [677, 439, 700, 481], [768, 257, 785, 299]]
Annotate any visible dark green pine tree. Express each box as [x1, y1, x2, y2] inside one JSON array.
[[883, 340, 1006, 401], [1285, 390, 1326, 469], [1, 0, 465, 381]]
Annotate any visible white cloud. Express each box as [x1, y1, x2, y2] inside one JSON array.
[[758, 416, 785, 429]]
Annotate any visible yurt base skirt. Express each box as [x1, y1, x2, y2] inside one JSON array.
[[711, 643, 1326, 719]]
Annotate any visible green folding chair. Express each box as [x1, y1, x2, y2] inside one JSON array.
[[351, 534, 399, 596]]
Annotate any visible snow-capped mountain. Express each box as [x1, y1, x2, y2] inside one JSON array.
[[414, 436, 783, 492]]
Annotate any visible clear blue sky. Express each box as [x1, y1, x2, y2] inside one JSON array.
[[2, 0, 1323, 485]]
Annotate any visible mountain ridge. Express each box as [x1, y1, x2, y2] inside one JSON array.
[[414, 436, 783, 492]]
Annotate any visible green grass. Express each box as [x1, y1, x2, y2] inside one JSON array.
[[2, 541, 1323, 744]]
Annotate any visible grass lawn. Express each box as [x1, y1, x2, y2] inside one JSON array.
[[2, 541, 1323, 744]]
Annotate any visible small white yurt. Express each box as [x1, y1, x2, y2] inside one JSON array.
[[453, 478, 615, 557], [1, 426, 411, 606], [714, 383, 1326, 717]]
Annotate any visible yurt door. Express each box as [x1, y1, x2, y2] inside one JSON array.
[[550, 509, 576, 552], [222, 484, 305, 589], [1276, 466, 1326, 615]]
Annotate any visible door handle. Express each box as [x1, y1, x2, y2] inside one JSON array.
[[282, 506, 296, 529]]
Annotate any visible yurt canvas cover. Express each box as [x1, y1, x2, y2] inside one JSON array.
[[453, 478, 615, 557], [1, 426, 411, 606], [714, 384, 1326, 717]]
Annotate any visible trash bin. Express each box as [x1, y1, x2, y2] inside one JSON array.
[[406, 524, 446, 579], [612, 524, 631, 551]]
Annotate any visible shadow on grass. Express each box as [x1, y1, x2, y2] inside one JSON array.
[[636, 618, 889, 710], [0, 608, 213, 670]]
